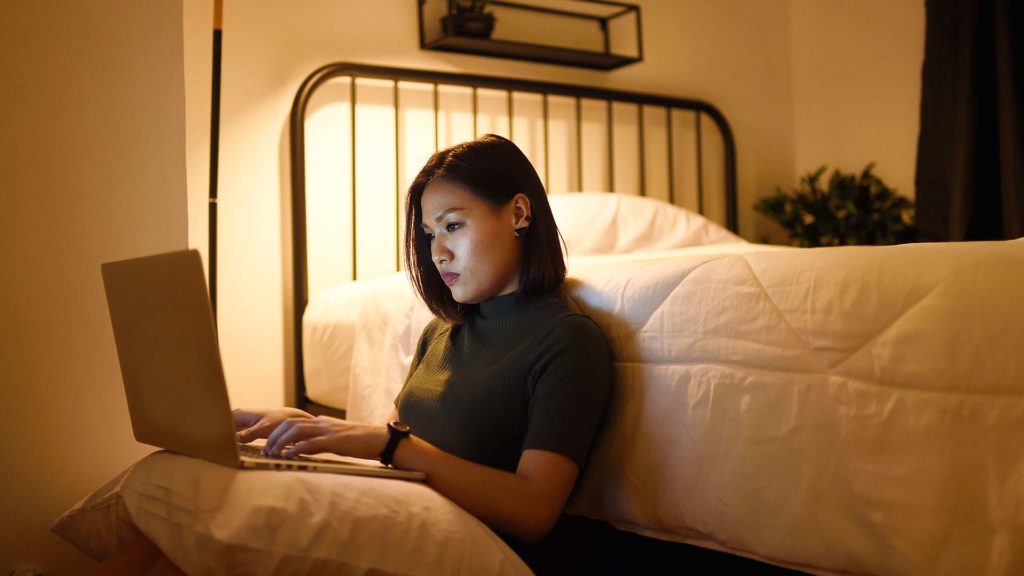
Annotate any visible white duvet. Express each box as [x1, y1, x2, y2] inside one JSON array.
[[304, 238, 1024, 575]]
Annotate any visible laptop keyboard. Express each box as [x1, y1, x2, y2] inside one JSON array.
[[237, 443, 270, 457], [237, 442, 341, 464]]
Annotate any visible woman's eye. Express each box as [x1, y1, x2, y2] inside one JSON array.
[[424, 232, 435, 242], [445, 222, 462, 233]]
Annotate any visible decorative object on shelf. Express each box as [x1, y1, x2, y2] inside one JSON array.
[[755, 164, 916, 247], [418, 0, 642, 70], [441, 0, 495, 38]]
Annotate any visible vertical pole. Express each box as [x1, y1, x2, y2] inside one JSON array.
[[667, 107, 675, 205], [350, 78, 357, 281], [576, 97, 582, 191], [607, 99, 614, 192], [472, 86, 478, 138], [394, 80, 401, 272], [696, 111, 704, 216], [209, 0, 223, 321], [638, 103, 645, 196], [543, 93, 549, 193]]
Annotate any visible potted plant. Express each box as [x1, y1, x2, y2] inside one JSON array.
[[441, 0, 496, 39], [755, 163, 916, 247]]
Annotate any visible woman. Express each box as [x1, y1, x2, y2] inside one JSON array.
[[241, 134, 612, 564], [95, 134, 612, 575]]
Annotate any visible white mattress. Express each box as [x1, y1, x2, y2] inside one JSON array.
[[303, 275, 420, 410], [303, 239, 1024, 574]]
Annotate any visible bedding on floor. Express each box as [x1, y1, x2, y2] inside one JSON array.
[[52, 451, 532, 575]]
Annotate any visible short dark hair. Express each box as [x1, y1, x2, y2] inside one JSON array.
[[404, 134, 566, 323]]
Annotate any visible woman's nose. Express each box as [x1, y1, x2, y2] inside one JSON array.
[[432, 241, 451, 265]]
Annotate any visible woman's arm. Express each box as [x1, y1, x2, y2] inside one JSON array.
[[396, 439, 578, 543], [261, 416, 578, 543]]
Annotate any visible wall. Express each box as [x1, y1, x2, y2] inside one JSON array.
[[0, 1, 188, 573], [789, 0, 924, 200], [0, 1, 922, 572], [183, 0, 801, 410], [181, 0, 925, 411], [186, 0, 925, 473]]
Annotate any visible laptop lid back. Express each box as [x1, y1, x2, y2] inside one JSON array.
[[101, 249, 239, 467]]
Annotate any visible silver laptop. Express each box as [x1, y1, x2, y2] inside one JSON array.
[[101, 249, 424, 481]]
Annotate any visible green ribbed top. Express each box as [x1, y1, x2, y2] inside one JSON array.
[[394, 291, 612, 473]]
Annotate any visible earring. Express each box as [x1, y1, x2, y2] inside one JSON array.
[[516, 213, 532, 235]]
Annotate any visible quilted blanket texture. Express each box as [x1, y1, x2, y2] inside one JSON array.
[[306, 239, 1024, 575]]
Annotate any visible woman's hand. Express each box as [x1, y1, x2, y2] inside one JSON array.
[[262, 415, 389, 461], [233, 407, 313, 443]]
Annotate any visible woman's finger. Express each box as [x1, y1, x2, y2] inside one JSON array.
[[237, 417, 277, 443], [265, 420, 320, 456], [237, 423, 269, 443], [284, 436, 325, 458], [263, 418, 300, 455], [232, 409, 264, 431]]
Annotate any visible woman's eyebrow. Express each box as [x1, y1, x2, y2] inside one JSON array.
[[422, 207, 466, 229]]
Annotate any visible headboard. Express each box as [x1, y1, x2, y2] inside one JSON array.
[[288, 62, 737, 414]]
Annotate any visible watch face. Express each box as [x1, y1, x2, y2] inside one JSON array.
[[391, 421, 411, 434]]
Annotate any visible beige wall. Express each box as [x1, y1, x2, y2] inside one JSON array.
[[789, 0, 924, 203], [183, 0, 921, 410], [0, 1, 922, 572], [0, 1, 923, 572], [183, 0, 801, 410], [0, 1, 188, 574]]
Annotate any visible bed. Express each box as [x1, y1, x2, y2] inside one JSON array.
[[53, 63, 1024, 575]]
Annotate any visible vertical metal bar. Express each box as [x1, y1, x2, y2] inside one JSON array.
[[638, 103, 646, 196], [472, 86, 478, 138], [667, 107, 675, 205], [433, 83, 439, 151], [417, 0, 426, 48], [607, 99, 614, 192], [350, 77, 357, 281], [696, 110, 704, 216], [635, 5, 644, 62], [394, 80, 401, 272], [575, 97, 582, 191], [208, 0, 223, 321], [508, 90, 514, 140], [601, 18, 610, 54], [543, 93, 550, 193]]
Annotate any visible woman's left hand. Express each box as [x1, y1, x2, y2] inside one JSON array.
[[262, 415, 389, 461]]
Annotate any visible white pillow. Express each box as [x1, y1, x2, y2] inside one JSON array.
[[547, 192, 744, 256], [52, 451, 532, 576]]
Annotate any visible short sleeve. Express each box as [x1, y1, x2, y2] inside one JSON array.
[[522, 315, 613, 470]]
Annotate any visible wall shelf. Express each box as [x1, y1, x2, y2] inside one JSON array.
[[418, 0, 642, 71]]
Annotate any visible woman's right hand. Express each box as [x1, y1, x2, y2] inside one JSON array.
[[233, 407, 313, 443]]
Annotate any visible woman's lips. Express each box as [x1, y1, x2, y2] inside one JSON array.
[[440, 271, 460, 286]]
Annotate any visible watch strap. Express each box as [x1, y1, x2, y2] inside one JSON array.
[[380, 421, 411, 466]]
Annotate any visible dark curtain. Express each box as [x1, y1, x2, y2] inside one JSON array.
[[915, 0, 1024, 241]]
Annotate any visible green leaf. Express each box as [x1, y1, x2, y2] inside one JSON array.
[[756, 162, 916, 247]]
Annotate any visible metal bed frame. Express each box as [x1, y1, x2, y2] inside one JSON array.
[[287, 62, 737, 415]]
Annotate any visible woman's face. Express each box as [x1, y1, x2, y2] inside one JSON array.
[[420, 179, 525, 304]]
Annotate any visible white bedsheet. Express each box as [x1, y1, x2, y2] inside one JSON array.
[[304, 239, 1024, 574]]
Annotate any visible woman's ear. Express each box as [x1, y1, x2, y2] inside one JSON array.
[[511, 193, 532, 229]]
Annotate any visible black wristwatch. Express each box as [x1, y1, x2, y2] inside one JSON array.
[[379, 421, 411, 466]]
